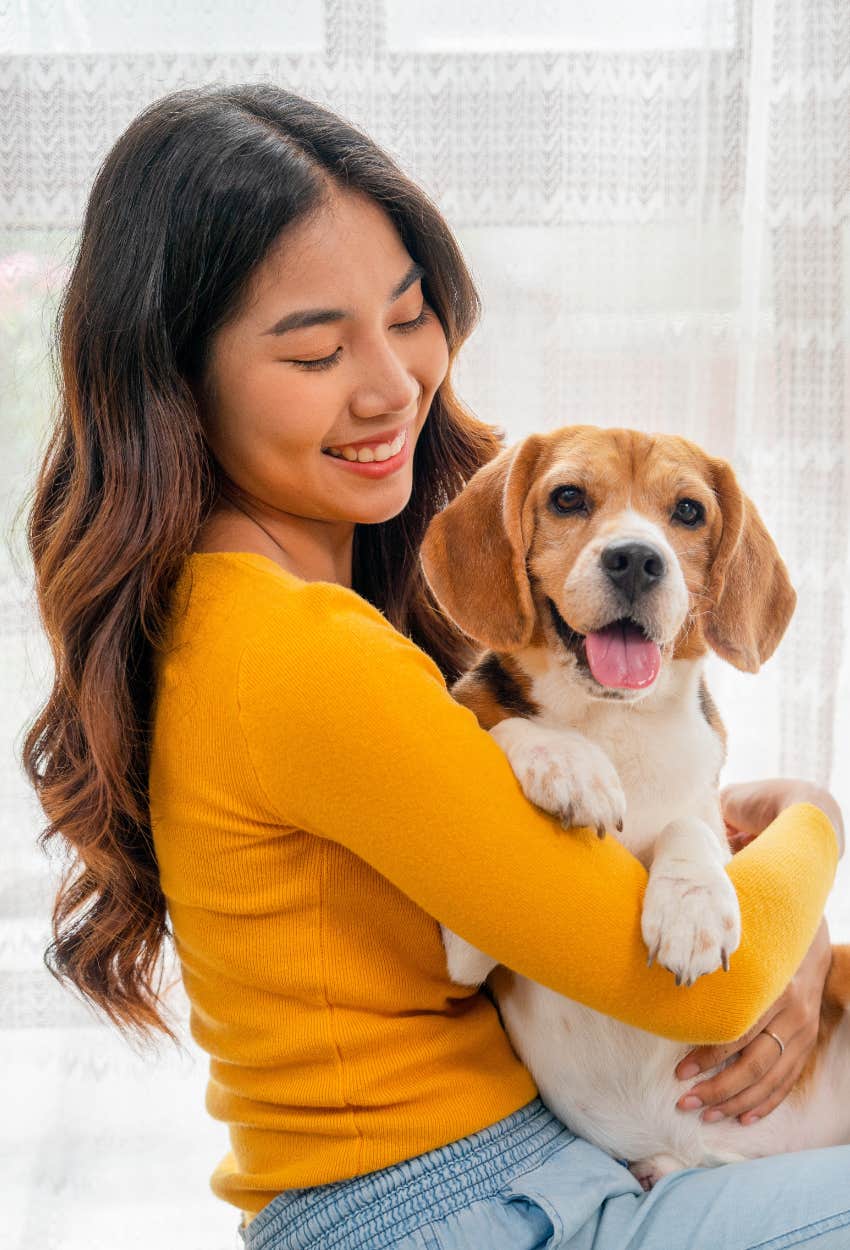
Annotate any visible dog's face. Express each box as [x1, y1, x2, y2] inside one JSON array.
[[420, 425, 796, 703]]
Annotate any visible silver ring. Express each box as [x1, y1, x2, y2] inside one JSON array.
[[762, 1028, 785, 1058]]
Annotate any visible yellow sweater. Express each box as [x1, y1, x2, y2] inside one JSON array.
[[148, 551, 838, 1217]]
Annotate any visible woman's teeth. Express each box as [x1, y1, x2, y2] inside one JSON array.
[[325, 429, 407, 463]]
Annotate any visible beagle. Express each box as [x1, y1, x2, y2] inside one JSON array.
[[419, 425, 849, 1188]]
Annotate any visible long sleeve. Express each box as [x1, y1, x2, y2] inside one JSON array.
[[235, 571, 840, 1047]]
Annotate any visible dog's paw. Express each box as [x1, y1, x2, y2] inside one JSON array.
[[641, 863, 741, 986], [489, 720, 626, 838], [440, 925, 498, 986]]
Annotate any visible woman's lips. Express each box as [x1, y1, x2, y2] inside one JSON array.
[[324, 423, 406, 453], [322, 427, 412, 478]]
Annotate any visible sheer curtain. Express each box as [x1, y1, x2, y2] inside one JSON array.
[[2, 3, 848, 1247]]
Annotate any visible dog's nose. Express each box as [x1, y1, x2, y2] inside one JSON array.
[[601, 542, 666, 601]]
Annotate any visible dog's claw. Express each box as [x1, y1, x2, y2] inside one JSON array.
[[647, 944, 659, 969], [616, 818, 624, 833], [721, 947, 730, 972], [596, 823, 606, 839]]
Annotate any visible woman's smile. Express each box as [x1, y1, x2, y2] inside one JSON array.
[[322, 423, 412, 474]]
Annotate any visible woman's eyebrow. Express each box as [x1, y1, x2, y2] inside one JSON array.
[[389, 261, 425, 302], [263, 262, 425, 336]]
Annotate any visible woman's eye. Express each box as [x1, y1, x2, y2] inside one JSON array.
[[393, 304, 431, 333], [288, 348, 342, 371], [672, 498, 705, 526], [550, 485, 587, 514], [285, 302, 431, 370]]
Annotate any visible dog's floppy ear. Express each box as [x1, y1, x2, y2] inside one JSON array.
[[704, 458, 796, 672], [419, 435, 547, 649]]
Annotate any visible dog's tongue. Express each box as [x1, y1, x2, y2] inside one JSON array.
[[584, 621, 661, 689]]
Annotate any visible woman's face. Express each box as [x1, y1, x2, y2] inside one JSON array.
[[202, 188, 450, 536]]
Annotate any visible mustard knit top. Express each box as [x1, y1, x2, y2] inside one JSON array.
[[148, 551, 839, 1217]]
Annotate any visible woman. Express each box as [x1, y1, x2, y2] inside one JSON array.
[[23, 83, 849, 1249]]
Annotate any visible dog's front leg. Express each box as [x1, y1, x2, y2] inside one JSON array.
[[641, 809, 741, 986], [441, 716, 625, 987], [488, 716, 626, 838]]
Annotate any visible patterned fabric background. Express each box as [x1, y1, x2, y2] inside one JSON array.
[[2, 2, 848, 1247]]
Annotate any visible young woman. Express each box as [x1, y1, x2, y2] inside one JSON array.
[[24, 84, 849, 1250]]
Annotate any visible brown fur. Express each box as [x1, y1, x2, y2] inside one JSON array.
[[796, 946, 850, 1098], [419, 426, 796, 674]]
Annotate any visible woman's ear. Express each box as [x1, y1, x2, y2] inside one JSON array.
[[704, 459, 797, 672], [419, 435, 547, 649]]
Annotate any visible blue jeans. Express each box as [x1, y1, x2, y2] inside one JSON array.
[[237, 1097, 850, 1249]]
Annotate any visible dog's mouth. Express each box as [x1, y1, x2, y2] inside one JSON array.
[[547, 600, 662, 691]]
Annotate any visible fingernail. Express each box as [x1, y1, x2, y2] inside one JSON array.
[[678, 1095, 702, 1110], [741, 1114, 760, 1126], [678, 1062, 699, 1079], [702, 1109, 724, 1123]]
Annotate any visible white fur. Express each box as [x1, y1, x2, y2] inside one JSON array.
[[441, 516, 849, 1185]]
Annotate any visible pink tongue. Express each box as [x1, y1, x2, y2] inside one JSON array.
[[584, 621, 661, 689]]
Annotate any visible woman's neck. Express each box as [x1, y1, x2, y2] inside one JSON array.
[[193, 500, 355, 587]]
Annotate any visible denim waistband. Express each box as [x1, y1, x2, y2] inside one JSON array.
[[239, 1097, 575, 1250]]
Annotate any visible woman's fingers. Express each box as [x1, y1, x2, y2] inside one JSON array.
[[676, 1008, 816, 1123], [676, 1030, 783, 1114], [724, 821, 759, 852], [707, 1023, 814, 1125], [719, 779, 788, 839], [675, 1035, 748, 1082], [736, 1056, 811, 1124], [675, 1008, 769, 1086], [720, 778, 845, 856]]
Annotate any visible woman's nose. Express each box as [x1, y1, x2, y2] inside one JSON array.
[[349, 337, 421, 419]]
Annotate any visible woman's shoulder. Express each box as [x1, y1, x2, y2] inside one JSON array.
[[177, 548, 373, 633], [170, 515, 444, 688], [173, 548, 411, 669]]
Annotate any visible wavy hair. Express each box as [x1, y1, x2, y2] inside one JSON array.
[[22, 84, 504, 1043]]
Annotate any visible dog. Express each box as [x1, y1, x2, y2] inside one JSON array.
[[418, 424, 850, 1188]]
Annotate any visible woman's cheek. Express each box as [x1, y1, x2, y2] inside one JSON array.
[[253, 365, 333, 438]]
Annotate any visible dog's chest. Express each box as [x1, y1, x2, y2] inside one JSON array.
[[528, 660, 724, 862]]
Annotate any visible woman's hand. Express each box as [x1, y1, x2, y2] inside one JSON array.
[[720, 777, 845, 856], [673, 776, 841, 1126], [674, 917, 831, 1125]]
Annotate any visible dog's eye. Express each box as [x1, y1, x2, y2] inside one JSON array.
[[550, 486, 587, 515], [672, 498, 705, 527]]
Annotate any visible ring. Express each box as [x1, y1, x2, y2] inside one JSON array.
[[762, 1028, 785, 1058]]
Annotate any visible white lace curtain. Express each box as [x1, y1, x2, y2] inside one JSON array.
[[2, 3, 848, 1247]]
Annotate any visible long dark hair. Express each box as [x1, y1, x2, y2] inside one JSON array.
[[22, 84, 504, 1043]]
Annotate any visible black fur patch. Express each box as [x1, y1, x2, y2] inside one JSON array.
[[547, 598, 588, 665], [477, 652, 539, 719], [698, 676, 718, 728]]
